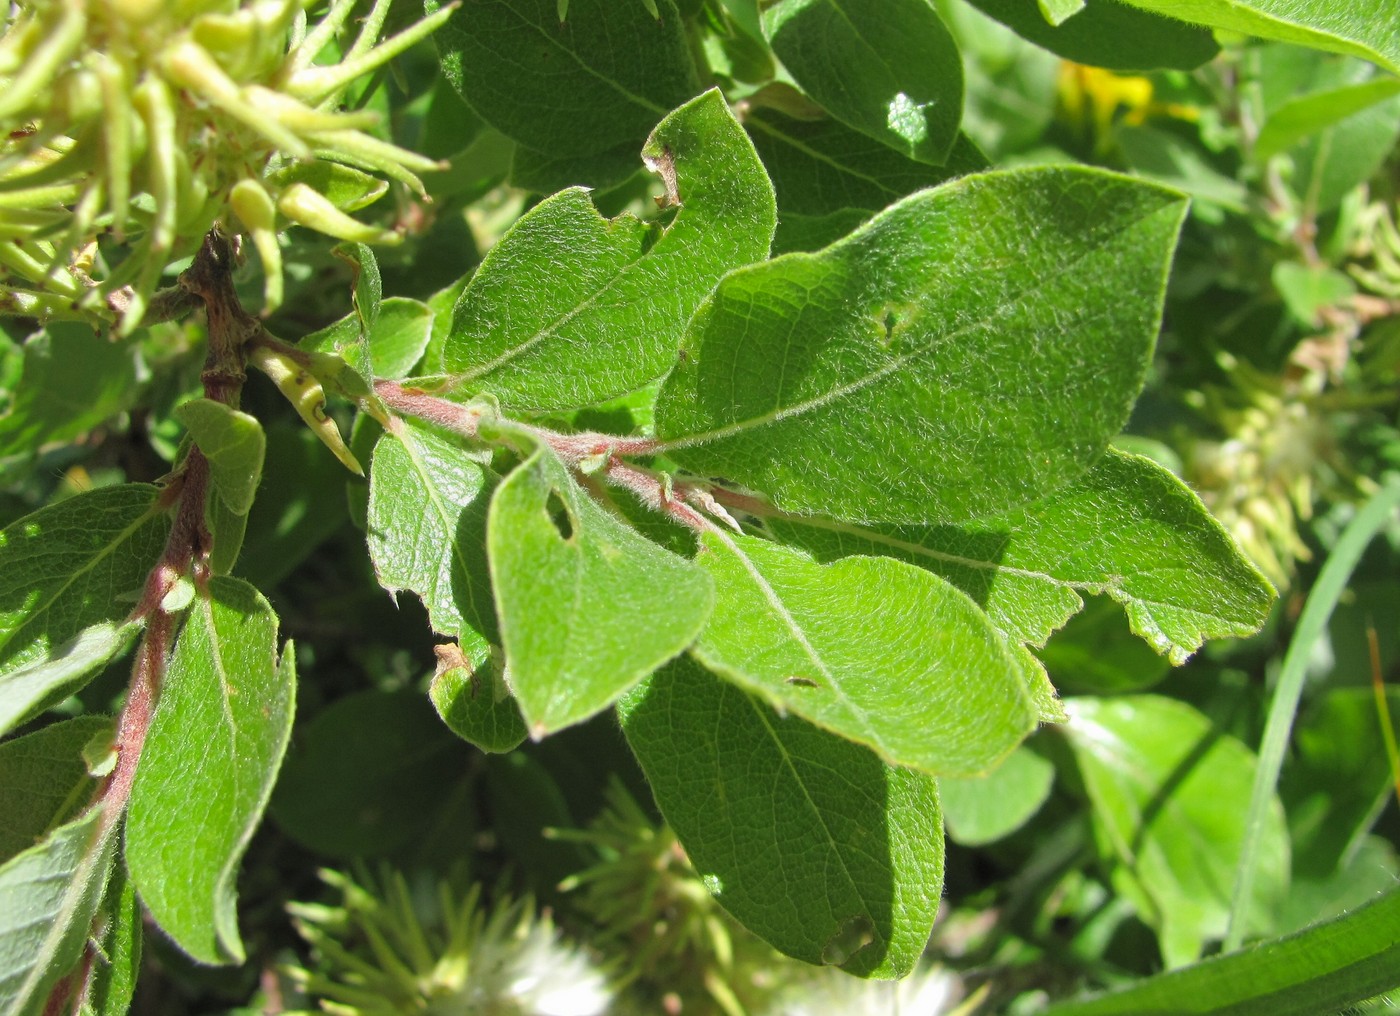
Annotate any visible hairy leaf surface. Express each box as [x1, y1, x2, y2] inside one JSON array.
[[444, 90, 776, 409], [655, 167, 1188, 524], [367, 418, 496, 651], [693, 530, 1035, 776], [126, 578, 295, 965], [769, 450, 1275, 661], [620, 656, 943, 978], [0, 716, 109, 865], [488, 440, 712, 735], [0, 807, 115, 1016]]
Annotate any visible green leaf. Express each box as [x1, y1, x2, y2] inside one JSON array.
[[1041, 886, 1400, 1016], [1116, 0, 1400, 74], [330, 242, 382, 388], [939, 744, 1054, 845], [173, 399, 265, 517], [0, 482, 166, 673], [1115, 125, 1250, 214], [267, 162, 388, 212], [270, 689, 470, 859], [1038, 0, 1084, 25], [0, 807, 116, 1016], [768, 450, 1275, 662], [1255, 76, 1400, 160], [619, 655, 943, 978], [1283, 687, 1400, 878], [125, 577, 296, 965], [431, 0, 701, 158], [0, 715, 110, 865], [1288, 80, 1400, 213], [1062, 695, 1290, 967], [1272, 260, 1356, 328], [444, 89, 777, 410], [963, 0, 1218, 70], [743, 109, 988, 252], [487, 438, 713, 735], [366, 418, 496, 650], [692, 530, 1035, 776], [762, 0, 963, 165], [301, 296, 435, 381], [655, 168, 1189, 525], [429, 644, 527, 754], [0, 324, 143, 469], [0, 622, 140, 741], [77, 866, 140, 1016], [509, 139, 641, 194]]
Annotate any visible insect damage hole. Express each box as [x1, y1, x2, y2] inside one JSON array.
[[545, 489, 574, 540]]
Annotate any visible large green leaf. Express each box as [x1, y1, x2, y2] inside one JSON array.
[[1062, 696, 1290, 968], [1042, 886, 1400, 1016], [443, 89, 776, 410], [619, 656, 943, 978], [487, 438, 713, 735], [1117, 0, 1400, 73], [693, 530, 1035, 776], [0, 807, 116, 1016], [0, 716, 110, 865], [768, 450, 1274, 661], [654, 167, 1188, 525], [431, 0, 701, 158], [125, 577, 295, 965], [762, 0, 963, 165], [366, 417, 496, 651], [964, 0, 1218, 70]]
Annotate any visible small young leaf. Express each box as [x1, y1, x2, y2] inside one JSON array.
[[488, 439, 713, 735], [619, 656, 943, 978], [301, 296, 435, 381], [266, 162, 388, 212], [173, 399, 266, 516], [0, 807, 116, 1016], [692, 530, 1035, 776], [366, 418, 497, 650], [655, 167, 1189, 525], [125, 577, 296, 965], [762, 0, 964, 165], [1062, 695, 1289, 967], [429, 643, 527, 754], [769, 450, 1275, 662], [330, 242, 383, 388], [431, 0, 701, 159], [964, 0, 1219, 70], [0, 715, 110, 865], [444, 89, 777, 410]]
